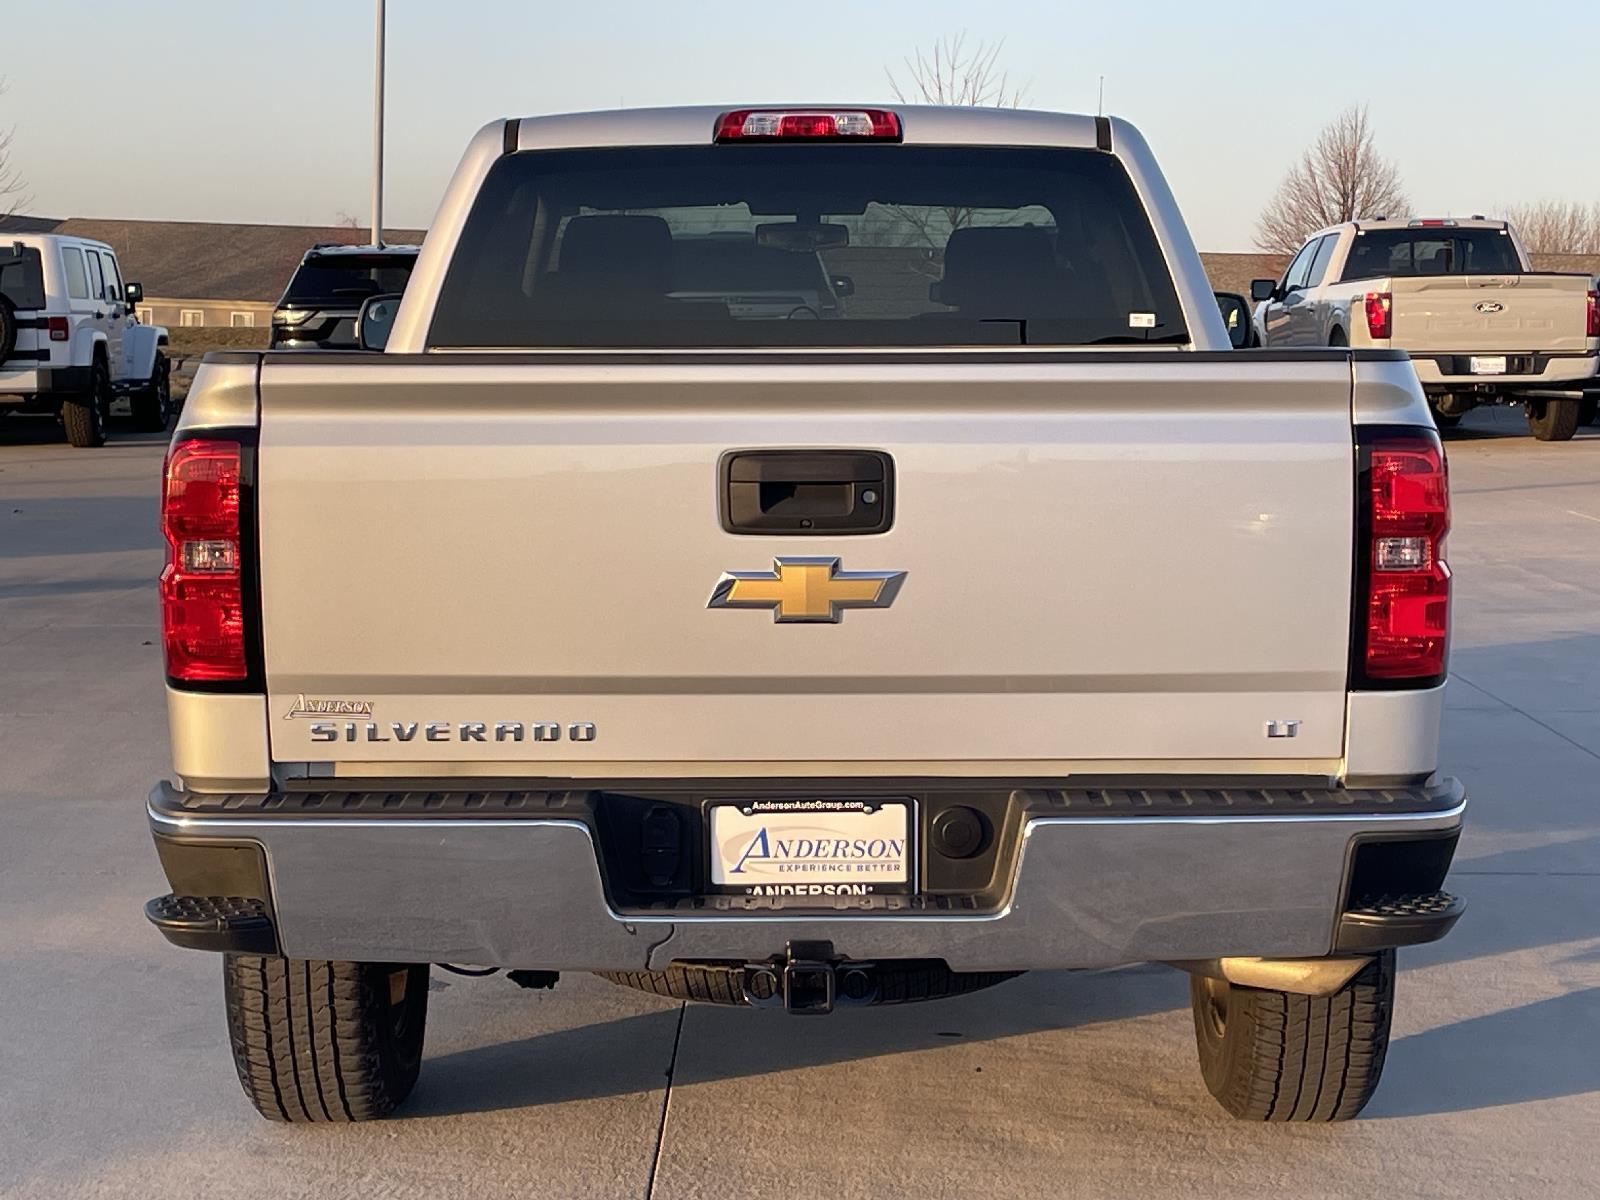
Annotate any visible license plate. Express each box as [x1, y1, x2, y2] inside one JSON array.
[[1470, 355, 1508, 375], [708, 800, 912, 896]]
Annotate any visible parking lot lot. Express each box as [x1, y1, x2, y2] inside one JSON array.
[[1, 407, 1596, 1199]]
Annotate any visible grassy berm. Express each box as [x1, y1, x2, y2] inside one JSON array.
[[165, 327, 271, 359]]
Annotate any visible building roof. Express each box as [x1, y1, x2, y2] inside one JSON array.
[[0, 215, 426, 301], [0, 213, 64, 234]]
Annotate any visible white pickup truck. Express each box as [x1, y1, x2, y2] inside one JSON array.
[[146, 106, 1466, 1125], [1252, 218, 1599, 440]]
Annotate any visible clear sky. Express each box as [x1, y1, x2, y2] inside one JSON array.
[[2, 0, 1593, 251]]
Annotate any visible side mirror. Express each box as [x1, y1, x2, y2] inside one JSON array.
[[1250, 278, 1277, 303], [124, 281, 144, 305], [830, 274, 855, 298], [1214, 292, 1252, 349], [356, 293, 403, 352]]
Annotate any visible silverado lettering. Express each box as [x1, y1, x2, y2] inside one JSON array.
[[306, 721, 597, 743]]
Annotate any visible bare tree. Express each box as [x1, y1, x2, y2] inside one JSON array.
[[885, 33, 1027, 109], [883, 35, 1029, 254], [0, 77, 28, 218], [1497, 199, 1600, 255], [1255, 106, 1408, 254]]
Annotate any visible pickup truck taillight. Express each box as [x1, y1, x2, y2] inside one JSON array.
[[1587, 290, 1599, 338], [1354, 428, 1450, 687], [714, 108, 902, 141], [160, 437, 249, 682], [1363, 292, 1393, 341]]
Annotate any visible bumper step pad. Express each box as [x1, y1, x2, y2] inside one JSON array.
[[1336, 891, 1464, 951], [145, 894, 278, 955]]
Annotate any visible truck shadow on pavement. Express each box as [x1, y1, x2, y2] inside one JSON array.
[[1442, 407, 1600, 442], [408, 963, 1187, 1118], [412, 831, 1600, 1120], [0, 418, 172, 448], [1372, 986, 1600, 1118], [0, 495, 159, 560]]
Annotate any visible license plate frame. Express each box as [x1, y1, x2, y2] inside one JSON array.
[[1470, 355, 1508, 375], [706, 798, 915, 897]]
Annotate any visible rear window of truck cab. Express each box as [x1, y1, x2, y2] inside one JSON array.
[[1340, 228, 1521, 281], [428, 145, 1187, 348]]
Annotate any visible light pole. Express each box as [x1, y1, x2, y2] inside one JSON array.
[[371, 0, 385, 247]]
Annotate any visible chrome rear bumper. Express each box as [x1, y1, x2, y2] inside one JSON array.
[[147, 778, 1465, 972]]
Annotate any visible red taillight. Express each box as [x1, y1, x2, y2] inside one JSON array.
[[1359, 431, 1450, 683], [1363, 292, 1393, 340], [1587, 290, 1599, 338], [161, 438, 247, 682], [46, 316, 69, 341], [715, 109, 902, 142]]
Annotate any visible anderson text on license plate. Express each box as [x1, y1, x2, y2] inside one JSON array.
[[1470, 355, 1508, 375], [708, 800, 912, 897]]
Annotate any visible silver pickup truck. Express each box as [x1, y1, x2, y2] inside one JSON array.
[[147, 105, 1465, 1125], [1253, 217, 1600, 440]]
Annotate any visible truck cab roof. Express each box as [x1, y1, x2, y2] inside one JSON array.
[[504, 104, 1107, 151], [1308, 217, 1510, 238]]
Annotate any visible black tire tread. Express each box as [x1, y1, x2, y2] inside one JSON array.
[[0, 294, 16, 364], [1191, 950, 1394, 1122], [130, 353, 170, 432], [596, 961, 1019, 1007], [61, 356, 108, 448], [1528, 399, 1580, 441], [222, 955, 425, 1122]]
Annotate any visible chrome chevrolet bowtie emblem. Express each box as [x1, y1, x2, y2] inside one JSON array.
[[708, 557, 907, 623]]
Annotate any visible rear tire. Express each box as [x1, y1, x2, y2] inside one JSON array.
[[597, 961, 1020, 1006], [1427, 398, 1461, 429], [0, 295, 16, 364], [130, 352, 172, 432], [1527, 399, 1580, 441], [223, 955, 429, 1122], [61, 356, 109, 448], [1189, 950, 1394, 1121]]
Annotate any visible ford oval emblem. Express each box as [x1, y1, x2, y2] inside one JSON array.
[[1475, 301, 1505, 314]]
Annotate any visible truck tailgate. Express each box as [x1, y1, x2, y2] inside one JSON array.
[[1388, 273, 1591, 352], [257, 355, 1354, 771]]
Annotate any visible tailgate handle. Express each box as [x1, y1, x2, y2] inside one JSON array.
[[719, 449, 894, 535]]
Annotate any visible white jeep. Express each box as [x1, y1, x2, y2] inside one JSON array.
[[0, 233, 172, 446]]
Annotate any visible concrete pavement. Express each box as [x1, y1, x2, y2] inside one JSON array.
[[0, 406, 1596, 1199]]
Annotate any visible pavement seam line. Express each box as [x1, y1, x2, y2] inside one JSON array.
[[1450, 670, 1600, 765], [645, 1002, 688, 1200]]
